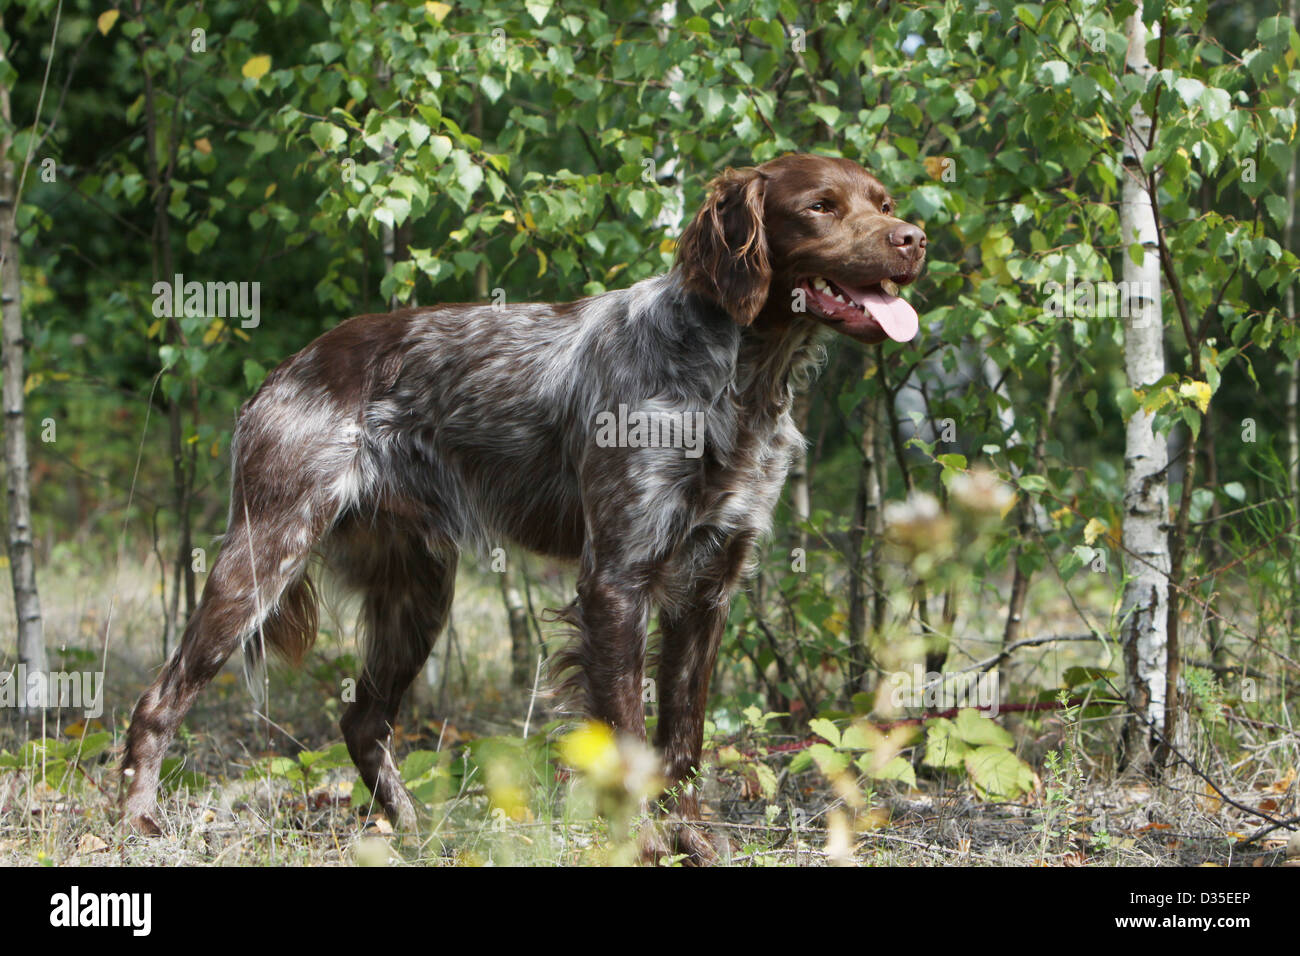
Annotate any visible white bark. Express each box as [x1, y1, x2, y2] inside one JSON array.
[[1118, 8, 1169, 748], [652, 3, 686, 231], [0, 28, 47, 712]]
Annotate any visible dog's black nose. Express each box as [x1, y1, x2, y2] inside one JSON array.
[[889, 223, 927, 252]]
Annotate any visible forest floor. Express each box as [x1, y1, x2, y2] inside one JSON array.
[[0, 559, 1295, 867]]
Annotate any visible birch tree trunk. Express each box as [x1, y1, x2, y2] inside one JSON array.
[[652, 2, 685, 234], [1118, 7, 1170, 770], [0, 35, 47, 716]]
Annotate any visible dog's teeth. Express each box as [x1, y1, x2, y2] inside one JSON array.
[[813, 278, 829, 291]]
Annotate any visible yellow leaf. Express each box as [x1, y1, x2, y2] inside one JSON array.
[[659, 237, 676, 255], [146, 319, 162, 339], [203, 319, 225, 345], [97, 9, 120, 35], [1179, 380, 1211, 415], [211, 441, 221, 459], [559, 722, 619, 781], [500, 209, 515, 224], [424, 1, 453, 22], [523, 211, 536, 231], [194, 137, 212, 155], [264, 183, 277, 199], [857, 807, 891, 831], [241, 55, 272, 80], [23, 373, 41, 396], [187, 433, 200, 445], [922, 156, 948, 180], [1083, 517, 1107, 546], [536, 249, 548, 277]]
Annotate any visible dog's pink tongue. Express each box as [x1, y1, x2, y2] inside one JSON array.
[[840, 282, 919, 342]]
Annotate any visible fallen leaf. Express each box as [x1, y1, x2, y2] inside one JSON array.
[[77, 833, 109, 854]]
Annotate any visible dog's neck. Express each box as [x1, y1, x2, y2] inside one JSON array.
[[735, 295, 826, 419], [666, 279, 824, 423]]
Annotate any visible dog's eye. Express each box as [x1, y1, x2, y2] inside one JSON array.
[[881, 200, 893, 215], [808, 200, 833, 213]]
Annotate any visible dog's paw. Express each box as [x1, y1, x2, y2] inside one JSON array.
[[639, 816, 723, 867], [124, 807, 163, 836]]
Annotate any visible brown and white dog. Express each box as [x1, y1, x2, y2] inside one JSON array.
[[123, 153, 926, 864]]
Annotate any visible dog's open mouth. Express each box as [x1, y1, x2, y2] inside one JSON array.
[[798, 276, 919, 343]]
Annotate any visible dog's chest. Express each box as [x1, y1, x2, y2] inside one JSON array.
[[692, 404, 801, 537]]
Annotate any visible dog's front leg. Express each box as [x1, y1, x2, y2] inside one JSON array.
[[571, 568, 650, 737], [647, 533, 755, 865], [648, 597, 729, 865]]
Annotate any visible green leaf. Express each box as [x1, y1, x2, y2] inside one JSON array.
[[1173, 77, 1204, 107], [1062, 666, 1116, 687], [242, 359, 266, 391], [840, 722, 877, 751], [964, 746, 1035, 799], [525, 0, 552, 25], [807, 742, 850, 777], [186, 221, 219, 254], [922, 718, 969, 769], [808, 717, 841, 748], [76, 732, 113, 760], [429, 136, 453, 163], [1037, 60, 1070, 86], [401, 750, 438, 781], [1199, 87, 1231, 123], [1017, 474, 1048, 494], [858, 754, 917, 788], [953, 708, 1013, 747], [310, 121, 346, 152], [808, 103, 842, 128]]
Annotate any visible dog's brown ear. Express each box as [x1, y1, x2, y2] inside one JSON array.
[[676, 166, 771, 326]]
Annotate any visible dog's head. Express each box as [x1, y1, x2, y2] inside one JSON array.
[[676, 154, 927, 344]]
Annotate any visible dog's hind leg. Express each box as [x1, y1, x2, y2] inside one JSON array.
[[335, 522, 457, 832], [122, 494, 329, 834]]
